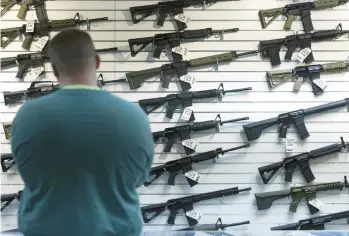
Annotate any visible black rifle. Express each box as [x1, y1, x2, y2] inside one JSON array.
[[125, 50, 258, 91], [177, 218, 250, 234], [129, 28, 239, 62], [259, 24, 349, 66], [255, 176, 348, 214], [1, 154, 15, 173], [153, 114, 249, 155], [4, 81, 60, 105], [139, 83, 252, 121], [259, 0, 349, 33], [243, 98, 349, 141], [1, 12, 109, 49], [259, 137, 348, 184], [145, 144, 249, 187], [141, 187, 251, 226], [271, 210, 349, 230], [1, 191, 22, 211], [1, 47, 118, 79], [130, 0, 238, 31]]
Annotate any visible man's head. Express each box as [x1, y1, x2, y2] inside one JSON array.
[[49, 29, 100, 85]]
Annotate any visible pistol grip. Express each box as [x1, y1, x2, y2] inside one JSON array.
[[268, 47, 282, 66], [153, 45, 164, 59], [300, 10, 314, 33], [157, 11, 167, 27], [167, 210, 177, 225], [22, 35, 34, 50], [168, 172, 177, 186], [289, 196, 301, 212], [164, 138, 176, 152], [17, 4, 29, 20], [285, 46, 296, 61], [284, 15, 295, 30], [278, 125, 289, 139], [16, 64, 29, 79], [165, 105, 177, 119]]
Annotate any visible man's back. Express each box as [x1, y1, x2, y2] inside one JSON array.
[[11, 87, 154, 236]]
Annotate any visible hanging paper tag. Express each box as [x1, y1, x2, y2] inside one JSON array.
[[27, 66, 44, 80], [33, 36, 49, 51], [182, 139, 198, 151], [174, 14, 191, 24], [308, 199, 325, 211], [26, 21, 35, 33], [184, 170, 201, 183], [286, 138, 294, 153], [180, 74, 196, 85], [185, 210, 202, 221], [296, 47, 312, 63], [172, 46, 188, 56], [181, 107, 193, 121], [313, 78, 327, 91]]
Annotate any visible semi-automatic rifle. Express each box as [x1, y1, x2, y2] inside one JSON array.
[[4, 81, 59, 105], [1, 0, 49, 21], [1, 12, 108, 49], [1, 47, 118, 79], [130, 0, 239, 31], [177, 218, 250, 234], [255, 176, 348, 214], [267, 60, 349, 95], [258, 137, 348, 184], [141, 187, 251, 226], [259, 24, 349, 66], [1, 154, 15, 172], [243, 98, 349, 141], [1, 191, 22, 211], [139, 83, 252, 121], [145, 144, 249, 187], [259, 0, 349, 32], [271, 210, 349, 230], [129, 28, 239, 62], [125, 50, 258, 91], [153, 115, 249, 155]]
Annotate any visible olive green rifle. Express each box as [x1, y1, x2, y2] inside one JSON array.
[[255, 176, 348, 214], [2, 122, 12, 140], [1, 12, 108, 49], [259, 0, 349, 33], [123, 50, 258, 91], [267, 60, 349, 95], [1, 0, 49, 21]]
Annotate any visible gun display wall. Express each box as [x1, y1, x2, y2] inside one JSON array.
[[1, 0, 349, 233]]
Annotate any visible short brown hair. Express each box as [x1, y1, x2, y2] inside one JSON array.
[[49, 29, 96, 76]]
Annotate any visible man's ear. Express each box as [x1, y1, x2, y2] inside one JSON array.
[[52, 64, 59, 78], [95, 55, 100, 70]]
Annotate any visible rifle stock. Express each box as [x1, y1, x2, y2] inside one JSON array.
[[258, 7, 284, 29], [258, 161, 283, 184], [125, 67, 162, 89], [141, 203, 167, 223], [243, 117, 279, 141], [255, 189, 291, 210]]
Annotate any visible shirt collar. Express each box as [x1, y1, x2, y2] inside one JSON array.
[[61, 85, 101, 91]]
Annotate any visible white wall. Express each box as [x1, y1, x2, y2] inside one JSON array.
[[1, 0, 349, 233]]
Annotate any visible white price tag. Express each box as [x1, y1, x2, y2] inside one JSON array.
[[172, 46, 188, 56], [308, 199, 325, 211], [182, 139, 198, 151], [286, 138, 294, 153], [33, 36, 49, 52], [296, 47, 312, 63], [180, 74, 196, 85], [174, 14, 191, 24], [27, 66, 44, 80], [184, 170, 201, 183], [313, 78, 327, 91], [26, 21, 35, 33], [181, 107, 193, 121], [185, 210, 202, 221]]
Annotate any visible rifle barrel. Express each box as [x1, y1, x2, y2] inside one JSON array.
[[222, 144, 250, 153], [220, 116, 249, 125], [223, 87, 252, 94], [303, 98, 349, 116]]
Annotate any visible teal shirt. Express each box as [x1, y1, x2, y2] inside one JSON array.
[[11, 87, 154, 236]]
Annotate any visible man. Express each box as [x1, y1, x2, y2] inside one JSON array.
[[11, 29, 154, 236]]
